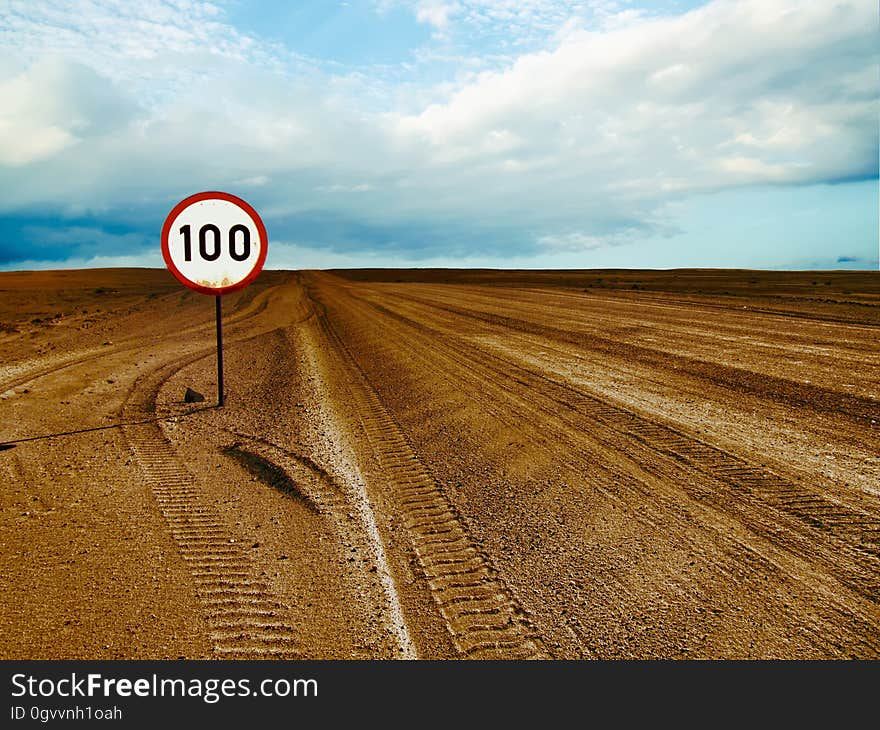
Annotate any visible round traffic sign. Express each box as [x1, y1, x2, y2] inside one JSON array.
[[161, 191, 268, 296]]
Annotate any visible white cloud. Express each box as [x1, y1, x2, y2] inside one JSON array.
[[1, 250, 162, 271], [315, 183, 375, 193], [538, 232, 607, 251], [389, 0, 877, 225], [0, 57, 136, 165], [415, 1, 460, 32], [0, 117, 75, 167], [386, 1, 640, 52], [0, 0, 876, 262], [0, 0, 315, 108], [235, 175, 269, 187], [265, 238, 543, 270]]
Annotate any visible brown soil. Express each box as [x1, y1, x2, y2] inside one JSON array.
[[0, 267, 877, 658]]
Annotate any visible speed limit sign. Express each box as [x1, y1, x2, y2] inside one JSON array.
[[161, 191, 268, 406], [161, 191, 267, 295]]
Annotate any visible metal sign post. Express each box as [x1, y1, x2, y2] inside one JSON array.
[[215, 295, 224, 407], [161, 191, 268, 407]]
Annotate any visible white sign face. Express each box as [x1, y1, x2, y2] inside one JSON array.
[[161, 192, 267, 295]]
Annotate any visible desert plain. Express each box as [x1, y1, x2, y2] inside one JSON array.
[[0, 268, 877, 659]]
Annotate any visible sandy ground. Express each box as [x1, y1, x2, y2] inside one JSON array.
[[0, 267, 877, 659]]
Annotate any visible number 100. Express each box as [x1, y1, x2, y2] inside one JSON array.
[[180, 224, 251, 262]]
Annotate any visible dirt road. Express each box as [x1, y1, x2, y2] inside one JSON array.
[[1, 268, 877, 658]]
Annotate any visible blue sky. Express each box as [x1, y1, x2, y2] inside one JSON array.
[[0, 0, 877, 271]]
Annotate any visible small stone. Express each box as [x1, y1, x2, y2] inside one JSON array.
[[184, 387, 205, 403]]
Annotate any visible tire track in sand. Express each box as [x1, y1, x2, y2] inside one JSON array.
[[122, 353, 301, 658], [316, 282, 878, 657], [222, 430, 418, 659], [364, 294, 880, 604], [310, 298, 547, 659]]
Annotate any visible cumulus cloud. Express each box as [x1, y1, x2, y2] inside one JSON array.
[[0, 0, 876, 266], [538, 227, 654, 252], [0, 1, 273, 89], [415, 1, 460, 33], [386, 0, 621, 51], [315, 183, 376, 193], [0, 58, 137, 166], [393, 1, 876, 188]]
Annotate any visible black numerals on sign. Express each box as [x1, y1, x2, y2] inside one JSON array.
[[229, 224, 251, 261], [180, 224, 252, 262], [198, 224, 221, 261]]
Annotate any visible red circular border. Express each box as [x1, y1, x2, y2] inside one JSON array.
[[161, 191, 268, 296]]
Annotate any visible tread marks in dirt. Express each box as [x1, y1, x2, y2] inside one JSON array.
[[313, 307, 548, 659], [410, 295, 880, 426], [339, 293, 880, 606], [122, 355, 301, 659]]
